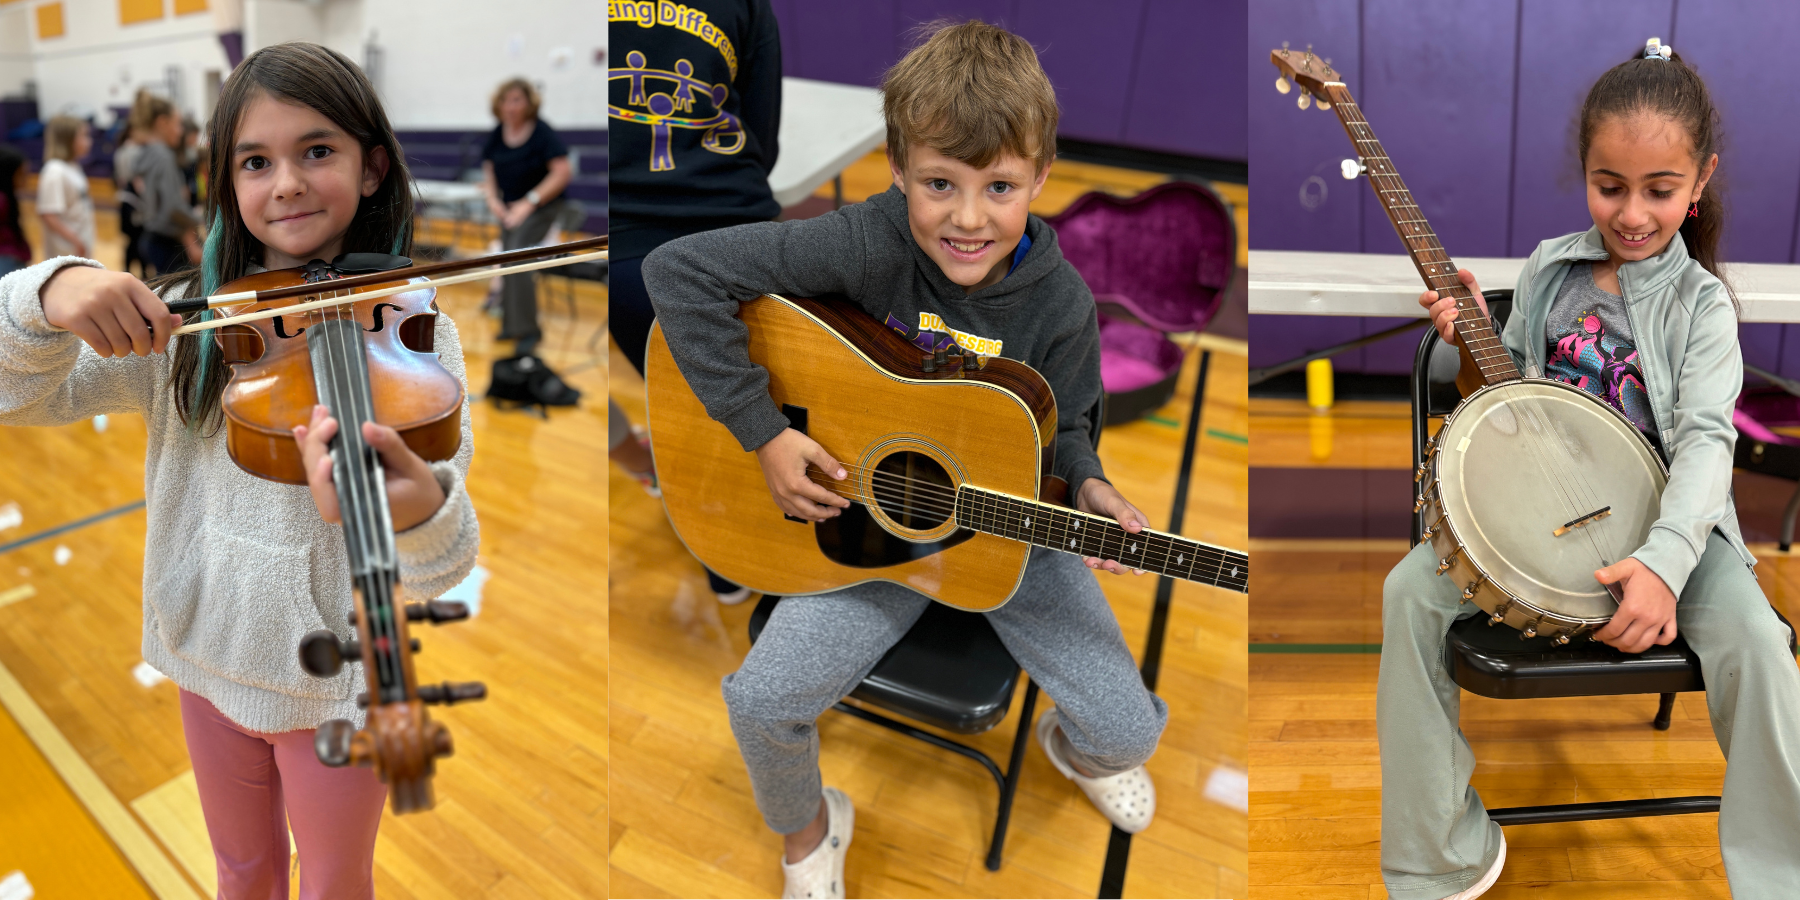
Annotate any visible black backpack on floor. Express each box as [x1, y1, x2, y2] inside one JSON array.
[[487, 353, 581, 410]]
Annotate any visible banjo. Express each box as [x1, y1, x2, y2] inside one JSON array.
[[1271, 45, 1667, 643]]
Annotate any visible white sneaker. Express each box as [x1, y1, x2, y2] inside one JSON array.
[[1443, 832, 1506, 900], [716, 586, 753, 605], [1036, 708, 1155, 833], [781, 786, 853, 899]]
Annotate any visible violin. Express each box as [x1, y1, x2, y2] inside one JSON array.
[[174, 236, 605, 813]]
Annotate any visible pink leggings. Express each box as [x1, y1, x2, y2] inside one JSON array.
[[179, 690, 387, 900]]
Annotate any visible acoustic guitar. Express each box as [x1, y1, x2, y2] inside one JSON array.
[[645, 294, 1249, 612]]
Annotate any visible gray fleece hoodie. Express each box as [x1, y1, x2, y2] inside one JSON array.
[[0, 257, 479, 734], [643, 184, 1110, 495]]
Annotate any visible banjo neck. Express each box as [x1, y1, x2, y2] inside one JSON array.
[[1315, 80, 1522, 386]]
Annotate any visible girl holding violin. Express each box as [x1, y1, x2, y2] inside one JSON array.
[[0, 43, 478, 899]]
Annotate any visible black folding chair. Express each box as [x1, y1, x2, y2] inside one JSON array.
[[1411, 290, 1796, 825], [747, 393, 1105, 870]]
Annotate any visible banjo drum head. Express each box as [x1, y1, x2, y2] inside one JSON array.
[[1435, 379, 1666, 622]]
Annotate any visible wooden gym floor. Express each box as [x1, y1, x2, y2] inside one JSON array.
[[1247, 396, 1800, 899], [0, 197, 608, 898], [608, 160, 1250, 898]]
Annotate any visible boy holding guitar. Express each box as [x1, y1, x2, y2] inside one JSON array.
[[644, 20, 1169, 899]]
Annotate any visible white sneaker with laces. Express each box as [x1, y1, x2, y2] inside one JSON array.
[[1036, 708, 1155, 833], [1442, 832, 1505, 900], [780, 786, 854, 900]]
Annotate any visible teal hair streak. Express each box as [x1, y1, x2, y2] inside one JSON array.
[[185, 214, 227, 432]]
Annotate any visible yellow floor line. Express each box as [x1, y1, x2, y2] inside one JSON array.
[[131, 771, 218, 897], [0, 658, 200, 900]]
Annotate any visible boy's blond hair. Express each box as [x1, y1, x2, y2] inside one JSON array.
[[881, 20, 1058, 174], [43, 116, 85, 162]]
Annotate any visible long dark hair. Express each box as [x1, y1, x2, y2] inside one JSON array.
[[1578, 45, 1732, 308], [0, 144, 25, 253], [168, 42, 414, 430]]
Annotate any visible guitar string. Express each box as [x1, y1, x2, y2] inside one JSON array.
[[799, 472, 1238, 577], [790, 460, 1238, 568]]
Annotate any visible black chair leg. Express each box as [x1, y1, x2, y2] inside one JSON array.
[[985, 678, 1039, 872], [1653, 692, 1677, 731]]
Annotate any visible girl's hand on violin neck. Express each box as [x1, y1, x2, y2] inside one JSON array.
[[1075, 479, 1150, 576], [1417, 268, 1489, 346], [294, 405, 448, 533], [40, 265, 181, 357]]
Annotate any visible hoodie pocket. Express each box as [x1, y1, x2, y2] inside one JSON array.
[[148, 521, 346, 699]]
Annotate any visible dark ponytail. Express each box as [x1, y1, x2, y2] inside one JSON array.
[[1578, 44, 1733, 310]]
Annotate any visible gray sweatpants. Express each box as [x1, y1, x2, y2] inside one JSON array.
[[1377, 532, 1800, 900], [497, 200, 566, 348], [722, 547, 1169, 834]]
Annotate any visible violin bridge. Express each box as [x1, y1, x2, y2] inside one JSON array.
[[1553, 506, 1612, 537]]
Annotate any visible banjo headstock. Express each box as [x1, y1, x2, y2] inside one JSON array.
[[1270, 43, 1341, 110]]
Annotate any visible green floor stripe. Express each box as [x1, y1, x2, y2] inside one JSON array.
[[1145, 415, 1180, 427], [1205, 428, 1248, 444], [1250, 643, 1383, 653]]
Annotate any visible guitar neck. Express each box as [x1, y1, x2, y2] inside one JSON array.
[[954, 486, 1249, 592], [1322, 83, 1520, 385]]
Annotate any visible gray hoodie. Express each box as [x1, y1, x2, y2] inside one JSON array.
[[0, 257, 480, 733], [1503, 228, 1750, 596], [643, 185, 1110, 496]]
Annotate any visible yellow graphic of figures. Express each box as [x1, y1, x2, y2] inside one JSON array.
[[609, 50, 745, 172]]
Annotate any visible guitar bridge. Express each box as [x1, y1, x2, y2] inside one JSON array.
[[1553, 506, 1611, 537]]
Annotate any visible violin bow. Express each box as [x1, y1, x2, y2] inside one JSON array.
[[165, 235, 608, 336]]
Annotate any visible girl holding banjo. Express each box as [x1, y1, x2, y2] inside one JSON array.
[[1380, 40, 1800, 900]]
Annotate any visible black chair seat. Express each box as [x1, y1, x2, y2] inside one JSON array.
[[1447, 607, 1795, 700], [749, 593, 1021, 734]]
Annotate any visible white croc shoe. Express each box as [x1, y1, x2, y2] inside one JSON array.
[[1443, 832, 1506, 900], [781, 786, 854, 899], [1036, 708, 1155, 833]]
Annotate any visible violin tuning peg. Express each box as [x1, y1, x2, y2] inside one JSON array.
[[1298, 92, 1312, 110], [315, 719, 357, 767], [405, 600, 470, 624], [429, 721, 455, 759], [1275, 76, 1291, 95], [299, 630, 359, 678], [417, 681, 487, 706]]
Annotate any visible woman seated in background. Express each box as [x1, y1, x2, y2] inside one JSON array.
[[481, 77, 570, 356], [37, 116, 97, 262], [0, 145, 29, 277]]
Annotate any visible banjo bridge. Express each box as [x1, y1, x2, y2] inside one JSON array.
[[1553, 506, 1612, 537]]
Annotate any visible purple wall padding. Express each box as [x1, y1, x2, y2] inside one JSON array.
[[1250, 0, 1800, 377], [767, 0, 1245, 161]]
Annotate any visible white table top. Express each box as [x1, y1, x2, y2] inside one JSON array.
[[767, 77, 886, 208], [1249, 249, 1800, 323], [412, 180, 485, 204]]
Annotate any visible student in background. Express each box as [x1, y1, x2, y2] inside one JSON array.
[[135, 95, 201, 275], [114, 117, 148, 276], [0, 145, 29, 277], [37, 116, 97, 261], [480, 77, 571, 355]]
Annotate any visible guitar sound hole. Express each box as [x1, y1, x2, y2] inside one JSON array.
[[871, 451, 955, 530]]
